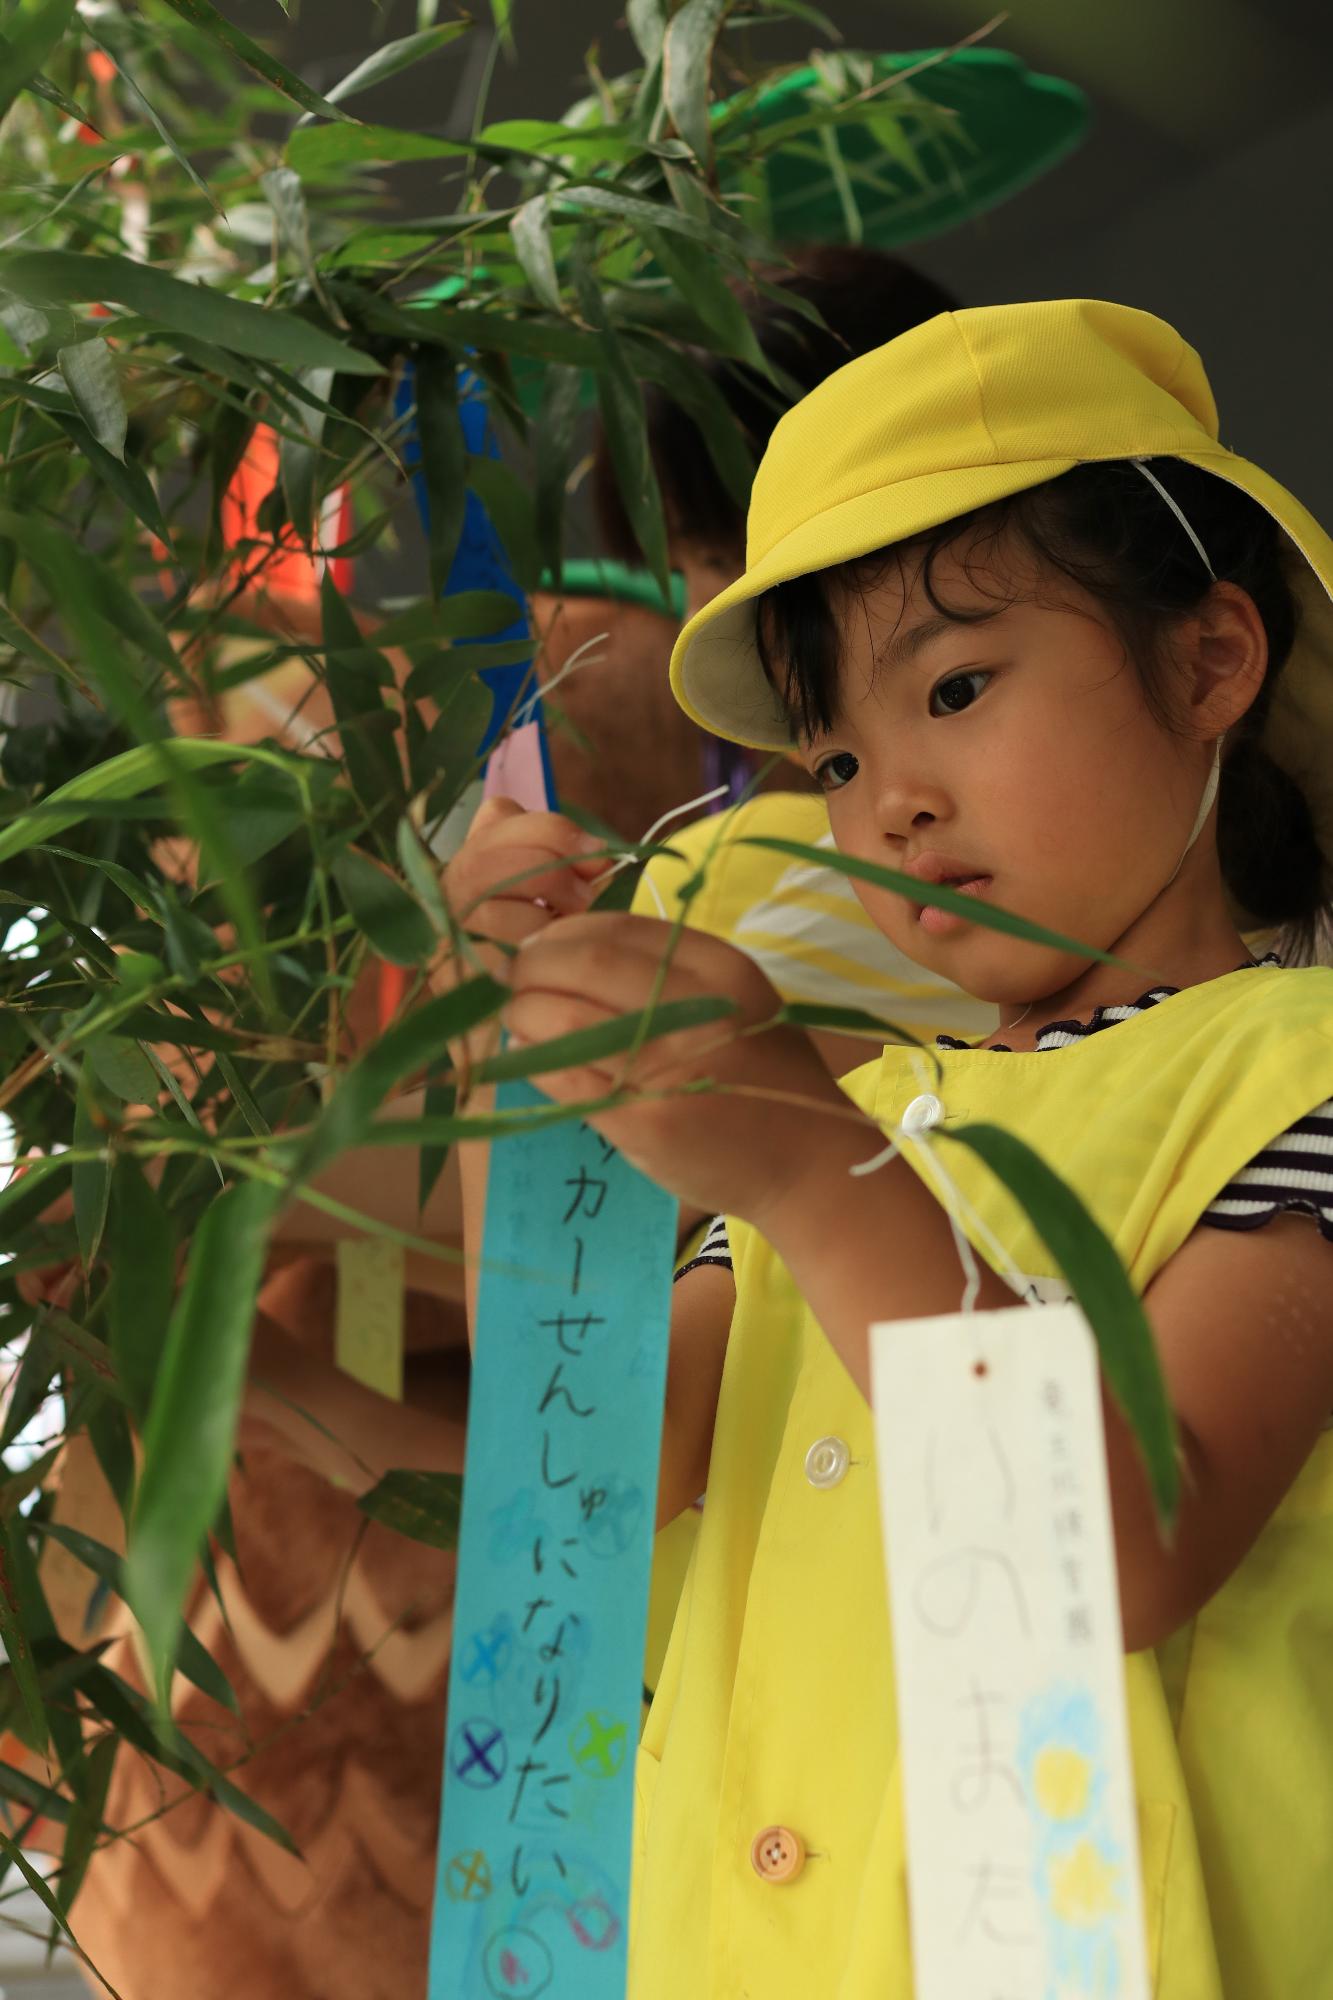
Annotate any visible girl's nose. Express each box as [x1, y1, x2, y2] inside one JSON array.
[[872, 774, 952, 843]]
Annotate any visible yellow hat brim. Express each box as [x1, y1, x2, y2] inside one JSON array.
[[671, 453, 1081, 749]]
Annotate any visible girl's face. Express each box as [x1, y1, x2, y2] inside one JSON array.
[[797, 540, 1216, 1005]]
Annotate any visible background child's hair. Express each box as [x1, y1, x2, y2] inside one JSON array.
[[592, 246, 959, 564], [755, 459, 1330, 960]]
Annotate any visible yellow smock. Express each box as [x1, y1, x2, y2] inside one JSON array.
[[631, 963, 1333, 1999]]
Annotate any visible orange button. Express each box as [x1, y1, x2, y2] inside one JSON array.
[[750, 1824, 806, 1884]]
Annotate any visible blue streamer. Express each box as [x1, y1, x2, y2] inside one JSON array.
[[396, 362, 557, 794], [428, 1084, 676, 1997]]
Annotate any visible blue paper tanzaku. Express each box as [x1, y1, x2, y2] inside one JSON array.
[[403, 365, 679, 1997], [428, 1083, 676, 1998]]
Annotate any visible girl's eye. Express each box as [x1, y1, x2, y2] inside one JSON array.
[[929, 669, 991, 717], [816, 750, 859, 792]]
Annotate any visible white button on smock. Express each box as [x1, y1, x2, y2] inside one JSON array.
[[804, 1436, 850, 1490], [901, 1092, 944, 1134]]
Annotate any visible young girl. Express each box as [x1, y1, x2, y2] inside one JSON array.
[[449, 299, 1333, 1999]]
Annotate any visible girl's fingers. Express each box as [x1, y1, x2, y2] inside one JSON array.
[[447, 807, 608, 928], [512, 911, 774, 1019]]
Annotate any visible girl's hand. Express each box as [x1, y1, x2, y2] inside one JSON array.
[[437, 798, 610, 1081], [502, 909, 866, 1229], [442, 797, 609, 978]]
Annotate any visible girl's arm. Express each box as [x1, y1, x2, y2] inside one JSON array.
[[243, 1315, 466, 1492], [658, 1264, 734, 1528]]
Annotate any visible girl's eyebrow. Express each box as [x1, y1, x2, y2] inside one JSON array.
[[872, 607, 1003, 677]]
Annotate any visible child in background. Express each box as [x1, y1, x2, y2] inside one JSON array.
[[449, 300, 1333, 1998]]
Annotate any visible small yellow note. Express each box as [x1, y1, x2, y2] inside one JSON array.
[[336, 1238, 405, 1401]]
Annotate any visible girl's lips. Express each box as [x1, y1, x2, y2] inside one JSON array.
[[915, 875, 993, 936]]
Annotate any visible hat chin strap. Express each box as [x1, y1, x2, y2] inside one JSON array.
[[1161, 735, 1224, 892]]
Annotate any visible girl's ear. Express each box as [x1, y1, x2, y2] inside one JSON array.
[[1183, 581, 1268, 738]]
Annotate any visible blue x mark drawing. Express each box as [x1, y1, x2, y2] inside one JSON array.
[[459, 1618, 514, 1688], [451, 1719, 509, 1789]]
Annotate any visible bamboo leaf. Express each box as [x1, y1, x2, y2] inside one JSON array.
[[629, 332, 754, 508], [319, 573, 406, 821], [261, 167, 321, 301], [462, 452, 540, 593], [0, 739, 307, 864], [357, 1469, 461, 1550], [56, 337, 127, 461], [56, 1731, 117, 1920], [85, 1032, 159, 1105], [46, 407, 173, 546], [396, 817, 451, 936], [575, 265, 669, 595], [71, 1065, 111, 1270], [81, 21, 217, 209], [475, 995, 738, 1083], [510, 194, 562, 312], [418, 1071, 456, 1213], [771, 999, 933, 1053], [0, 1828, 95, 1983], [413, 349, 466, 598], [0, 252, 380, 375], [636, 225, 767, 372], [299, 22, 470, 121], [0, 507, 179, 675], [365, 1090, 621, 1147], [35, 1522, 238, 1714], [156, 0, 354, 122], [107, 1163, 178, 1428], [331, 847, 435, 967], [286, 121, 467, 175], [375, 591, 519, 647], [0, 0, 76, 125], [125, 1181, 279, 1706], [739, 839, 1125, 964], [0, 1517, 48, 1752], [942, 1122, 1179, 1523], [13, 62, 87, 128], [78, 1658, 297, 1852], [293, 974, 506, 1182], [277, 360, 332, 541], [534, 362, 581, 585], [663, 0, 728, 166], [0, 1758, 74, 1827], [588, 858, 645, 914], [627, 0, 667, 61], [554, 181, 758, 252]]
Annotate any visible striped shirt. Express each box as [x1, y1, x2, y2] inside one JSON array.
[[681, 960, 1333, 1278]]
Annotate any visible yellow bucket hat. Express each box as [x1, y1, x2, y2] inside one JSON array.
[[669, 298, 1333, 859]]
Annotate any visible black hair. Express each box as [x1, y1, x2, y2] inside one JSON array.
[[591, 246, 960, 564], [753, 458, 1329, 955]]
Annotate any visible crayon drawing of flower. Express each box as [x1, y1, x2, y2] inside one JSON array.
[[1018, 1684, 1126, 1998]]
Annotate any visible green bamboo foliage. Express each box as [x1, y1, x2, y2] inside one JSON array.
[[0, 0, 1169, 1957]]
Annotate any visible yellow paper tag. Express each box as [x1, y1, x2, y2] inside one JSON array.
[[336, 1238, 405, 1401]]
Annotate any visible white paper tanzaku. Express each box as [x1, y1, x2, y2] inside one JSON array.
[[871, 1303, 1151, 2000]]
